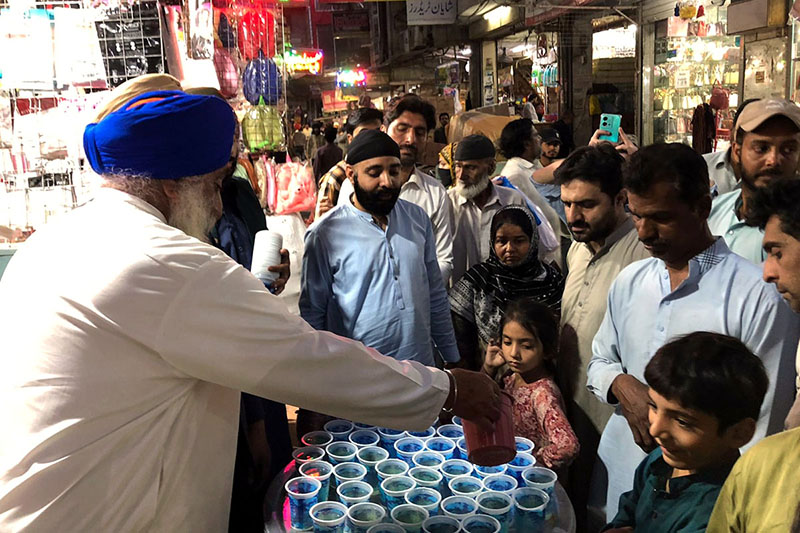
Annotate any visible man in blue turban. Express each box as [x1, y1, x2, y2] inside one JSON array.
[[0, 90, 503, 531]]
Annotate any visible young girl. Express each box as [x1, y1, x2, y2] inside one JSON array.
[[483, 298, 579, 472]]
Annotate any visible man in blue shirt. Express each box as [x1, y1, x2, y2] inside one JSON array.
[[301, 129, 459, 367], [587, 143, 799, 522]]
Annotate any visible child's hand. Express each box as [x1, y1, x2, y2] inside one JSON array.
[[482, 341, 505, 374]]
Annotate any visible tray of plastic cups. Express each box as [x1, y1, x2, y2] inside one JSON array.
[[405, 487, 443, 517], [512, 487, 549, 532], [324, 419, 355, 442], [395, 437, 426, 467], [380, 476, 417, 511], [455, 438, 468, 461], [326, 441, 358, 465], [440, 459, 474, 496], [448, 476, 483, 500], [347, 502, 387, 533], [299, 460, 334, 502], [354, 422, 378, 431], [293, 446, 326, 466], [377, 428, 407, 457], [424, 437, 456, 460], [461, 514, 501, 533], [406, 426, 437, 441], [476, 491, 514, 533], [408, 467, 444, 493], [310, 501, 347, 533], [376, 458, 410, 483], [302, 431, 334, 449], [513, 437, 535, 455], [357, 446, 390, 492], [440, 495, 478, 522], [391, 503, 430, 532], [350, 429, 381, 448], [337, 480, 372, 508], [285, 476, 322, 531], [421, 515, 462, 533], [473, 464, 507, 480], [333, 462, 367, 492], [367, 524, 406, 533], [481, 474, 517, 495], [505, 452, 535, 485], [412, 450, 446, 470], [521, 466, 559, 523]]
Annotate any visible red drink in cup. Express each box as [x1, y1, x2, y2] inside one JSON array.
[[462, 391, 515, 466]]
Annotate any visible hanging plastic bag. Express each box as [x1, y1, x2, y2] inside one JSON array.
[[242, 50, 282, 106], [273, 161, 317, 215], [213, 47, 240, 99], [242, 98, 285, 152]]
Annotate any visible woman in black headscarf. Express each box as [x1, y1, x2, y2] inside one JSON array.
[[449, 205, 564, 370]]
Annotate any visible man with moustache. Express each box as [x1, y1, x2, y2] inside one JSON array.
[[707, 99, 800, 264], [447, 134, 528, 283], [586, 143, 799, 522], [301, 129, 459, 367], [532, 128, 567, 222]]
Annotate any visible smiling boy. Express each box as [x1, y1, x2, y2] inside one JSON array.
[[603, 332, 768, 533]]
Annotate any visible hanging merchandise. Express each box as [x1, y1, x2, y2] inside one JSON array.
[[273, 161, 317, 215], [217, 12, 237, 50], [709, 82, 730, 109], [243, 50, 282, 105], [242, 98, 285, 152], [213, 47, 240, 99], [237, 9, 276, 62]]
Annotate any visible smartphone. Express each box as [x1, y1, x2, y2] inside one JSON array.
[[598, 114, 622, 143]]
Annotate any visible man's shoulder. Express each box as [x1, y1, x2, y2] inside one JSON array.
[[740, 426, 800, 467], [495, 184, 527, 205], [710, 189, 741, 212], [609, 256, 660, 294], [395, 198, 432, 222], [703, 150, 727, 164]]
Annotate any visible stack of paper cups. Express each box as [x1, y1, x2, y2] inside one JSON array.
[[251, 230, 283, 284]]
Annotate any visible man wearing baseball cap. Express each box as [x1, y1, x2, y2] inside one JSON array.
[[532, 128, 567, 222], [707, 98, 800, 264]]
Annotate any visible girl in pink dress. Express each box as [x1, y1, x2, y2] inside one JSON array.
[[482, 299, 579, 472]]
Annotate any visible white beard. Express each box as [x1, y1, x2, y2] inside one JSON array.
[[167, 182, 218, 243], [454, 175, 490, 200]]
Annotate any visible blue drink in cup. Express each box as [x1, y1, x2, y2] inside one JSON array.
[[367, 524, 406, 533], [333, 462, 367, 492], [406, 427, 436, 441], [405, 487, 442, 517], [514, 436, 535, 454], [521, 466, 559, 522], [337, 480, 372, 507], [513, 487, 549, 532], [353, 422, 378, 431], [421, 515, 461, 533], [377, 428, 407, 457], [506, 452, 535, 484], [391, 503, 430, 533], [350, 429, 381, 448], [451, 416, 463, 427], [436, 424, 464, 442], [440, 495, 478, 522], [395, 437, 426, 467], [310, 501, 347, 533], [461, 514, 501, 533], [347, 502, 387, 533], [448, 476, 483, 499], [380, 476, 417, 510], [408, 467, 443, 492], [481, 474, 517, 495], [440, 459, 474, 496], [326, 441, 358, 465], [473, 464, 507, 479], [412, 450, 446, 470], [302, 431, 334, 448], [476, 491, 513, 533], [424, 437, 456, 460], [285, 476, 322, 531], [299, 460, 334, 502], [357, 445, 390, 490], [455, 438, 468, 461], [376, 458, 410, 483], [325, 419, 355, 441], [293, 446, 326, 466]]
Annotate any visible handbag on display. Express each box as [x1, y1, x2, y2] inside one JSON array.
[[709, 82, 730, 110]]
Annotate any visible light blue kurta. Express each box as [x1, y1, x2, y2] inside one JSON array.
[[300, 197, 459, 366], [587, 238, 799, 521], [707, 189, 766, 265]]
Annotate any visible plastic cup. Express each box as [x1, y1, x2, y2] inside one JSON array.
[[422, 515, 462, 533], [302, 431, 334, 448], [357, 446, 390, 489], [455, 438, 468, 461], [381, 476, 417, 511], [514, 437, 535, 454], [354, 422, 378, 431], [333, 462, 367, 492], [406, 427, 437, 441], [448, 476, 483, 499], [367, 524, 406, 533], [425, 437, 456, 460], [409, 466, 444, 491], [350, 429, 381, 448], [440, 459, 474, 486], [310, 501, 347, 533], [462, 392, 515, 466], [436, 424, 464, 442], [391, 503, 430, 532], [251, 230, 283, 284], [326, 442, 358, 465], [476, 491, 513, 533], [405, 487, 443, 517], [506, 452, 535, 484], [395, 437, 426, 467], [440, 496, 478, 522], [299, 460, 334, 502], [412, 450, 446, 470], [337, 480, 372, 508], [481, 474, 518, 495], [347, 502, 387, 533], [452, 416, 463, 427], [376, 458, 410, 482], [460, 514, 500, 533], [378, 428, 407, 457], [294, 446, 326, 466], [512, 487, 549, 532], [286, 476, 322, 531], [521, 466, 558, 521], [473, 464, 507, 479], [325, 419, 355, 441]]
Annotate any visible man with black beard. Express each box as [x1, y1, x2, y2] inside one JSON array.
[[301, 129, 459, 368], [707, 99, 800, 264]]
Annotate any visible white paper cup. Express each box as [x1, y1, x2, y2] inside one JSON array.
[[251, 230, 283, 283]]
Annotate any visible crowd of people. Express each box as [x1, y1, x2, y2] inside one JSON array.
[[0, 75, 799, 533]]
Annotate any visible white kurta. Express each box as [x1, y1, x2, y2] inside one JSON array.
[[0, 188, 449, 531]]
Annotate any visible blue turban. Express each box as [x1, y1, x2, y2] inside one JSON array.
[[83, 90, 237, 180]]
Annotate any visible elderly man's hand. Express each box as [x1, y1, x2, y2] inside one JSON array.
[[267, 249, 290, 295], [449, 368, 502, 433]]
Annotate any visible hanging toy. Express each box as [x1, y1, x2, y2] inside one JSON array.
[[696, 4, 705, 17], [213, 47, 239, 99], [242, 50, 282, 106], [242, 97, 285, 152], [679, 2, 697, 19]]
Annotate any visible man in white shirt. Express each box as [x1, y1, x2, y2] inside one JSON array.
[[338, 95, 455, 285], [0, 91, 500, 531]]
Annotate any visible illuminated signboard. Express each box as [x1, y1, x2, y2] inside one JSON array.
[[284, 49, 324, 75], [336, 69, 367, 87]]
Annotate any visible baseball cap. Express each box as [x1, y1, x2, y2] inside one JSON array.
[[540, 129, 561, 144], [735, 99, 800, 133]]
